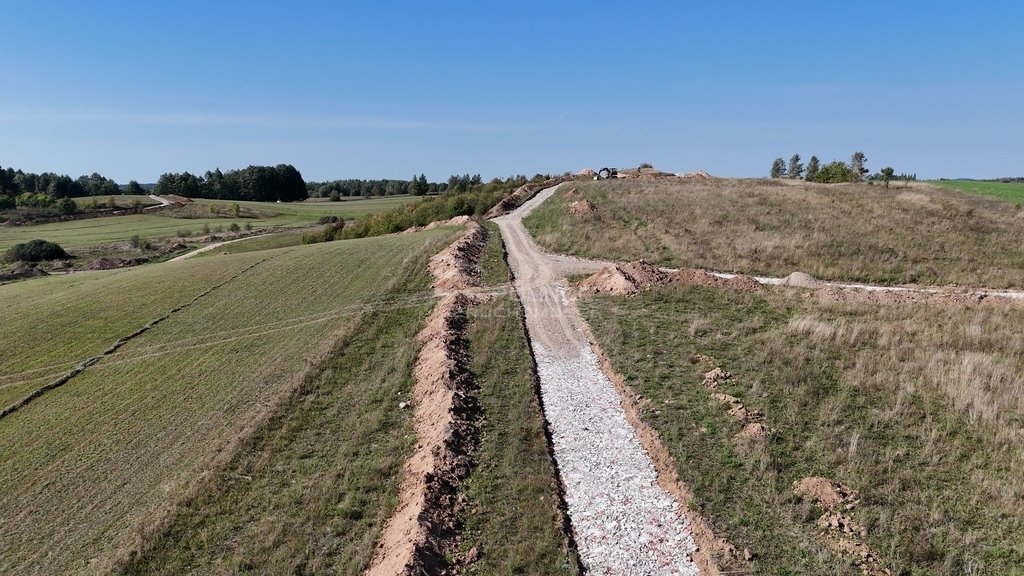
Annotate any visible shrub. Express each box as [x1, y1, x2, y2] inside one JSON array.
[[5, 239, 68, 262], [0, 195, 14, 210], [229, 222, 241, 232], [129, 235, 151, 250]]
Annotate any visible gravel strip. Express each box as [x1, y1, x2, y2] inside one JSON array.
[[532, 338, 698, 574]]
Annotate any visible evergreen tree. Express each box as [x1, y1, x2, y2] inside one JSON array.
[[788, 154, 804, 179], [849, 151, 868, 181], [806, 156, 821, 181], [881, 167, 895, 190], [770, 157, 787, 178]]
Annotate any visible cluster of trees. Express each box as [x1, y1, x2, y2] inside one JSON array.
[[0, 166, 148, 211], [154, 164, 307, 202], [343, 174, 545, 238], [307, 174, 445, 199], [770, 152, 895, 184]]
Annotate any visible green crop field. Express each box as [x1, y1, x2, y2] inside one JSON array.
[[579, 284, 1024, 574], [0, 228, 457, 574], [928, 179, 1024, 203], [0, 196, 419, 251]]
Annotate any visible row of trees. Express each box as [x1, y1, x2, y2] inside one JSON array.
[[771, 152, 878, 184], [306, 174, 446, 199], [153, 164, 307, 202], [0, 166, 150, 210]]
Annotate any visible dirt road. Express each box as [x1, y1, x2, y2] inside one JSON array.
[[494, 185, 701, 574], [167, 234, 271, 262]]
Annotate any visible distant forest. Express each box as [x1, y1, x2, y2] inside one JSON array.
[[154, 165, 308, 202], [0, 166, 143, 210]]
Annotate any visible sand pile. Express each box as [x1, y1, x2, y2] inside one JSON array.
[[566, 199, 597, 217], [578, 168, 596, 178], [782, 271, 822, 288], [578, 260, 667, 296]]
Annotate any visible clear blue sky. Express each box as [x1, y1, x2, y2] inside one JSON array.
[[1, 1, 1021, 182]]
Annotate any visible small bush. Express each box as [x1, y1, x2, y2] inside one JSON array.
[[5, 239, 68, 262], [229, 222, 241, 232], [129, 235, 151, 250]]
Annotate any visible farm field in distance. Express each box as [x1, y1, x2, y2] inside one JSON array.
[[524, 178, 1024, 288], [0, 228, 457, 574], [928, 179, 1024, 204], [0, 195, 418, 251]]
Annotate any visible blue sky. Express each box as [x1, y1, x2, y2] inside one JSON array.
[[1, 1, 1021, 182]]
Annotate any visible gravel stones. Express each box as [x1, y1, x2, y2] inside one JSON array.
[[532, 337, 699, 575]]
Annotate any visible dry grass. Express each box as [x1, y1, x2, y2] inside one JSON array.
[[580, 285, 1024, 574], [524, 178, 1024, 288]]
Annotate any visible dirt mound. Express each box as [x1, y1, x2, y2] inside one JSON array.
[[423, 215, 471, 230], [484, 175, 575, 218], [782, 271, 822, 288], [793, 477, 857, 511], [726, 274, 762, 291], [0, 266, 49, 283], [566, 199, 596, 217], [578, 260, 666, 296], [86, 257, 146, 270], [163, 194, 192, 204], [429, 222, 486, 292], [577, 168, 596, 178]]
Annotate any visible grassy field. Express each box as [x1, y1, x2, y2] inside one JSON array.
[[0, 196, 417, 251], [72, 195, 160, 208], [195, 229, 307, 257], [456, 224, 580, 574], [524, 179, 1024, 288], [579, 285, 1024, 575], [928, 179, 1024, 204], [0, 229, 456, 574]]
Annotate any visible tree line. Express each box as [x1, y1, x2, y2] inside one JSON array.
[[0, 166, 150, 210], [307, 174, 445, 199], [770, 152, 913, 188], [154, 164, 307, 202]]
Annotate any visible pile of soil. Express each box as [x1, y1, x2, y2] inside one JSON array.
[[578, 260, 666, 296], [782, 271, 823, 288], [0, 266, 49, 283], [484, 175, 575, 218], [86, 257, 147, 270], [580, 263, 764, 296], [566, 199, 597, 217], [793, 477, 857, 511], [577, 168, 596, 178], [429, 221, 486, 291], [163, 194, 192, 204]]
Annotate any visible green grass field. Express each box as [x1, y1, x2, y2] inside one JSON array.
[[0, 196, 419, 251], [579, 285, 1024, 574], [0, 229, 456, 574], [928, 180, 1024, 203], [524, 179, 1024, 288], [71, 195, 160, 208]]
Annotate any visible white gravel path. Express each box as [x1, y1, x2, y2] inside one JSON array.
[[494, 185, 700, 575], [534, 336, 698, 575]]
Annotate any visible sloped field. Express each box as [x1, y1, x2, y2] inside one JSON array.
[[523, 179, 1024, 287], [0, 229, 456, 574]]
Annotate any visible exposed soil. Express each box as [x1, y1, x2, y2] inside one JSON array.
[[428, 221, 486, 292], [566, 199, 596, 217], [792, 477, 890, 575], [0, 266, 49, 283], [86, 257, 148, 270], [579, 262, 761, 296], [367, 222, 486, 575], [782, 271, 823, 288], [811, 285, 1012, 307], [483, 175, 577, 219]]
